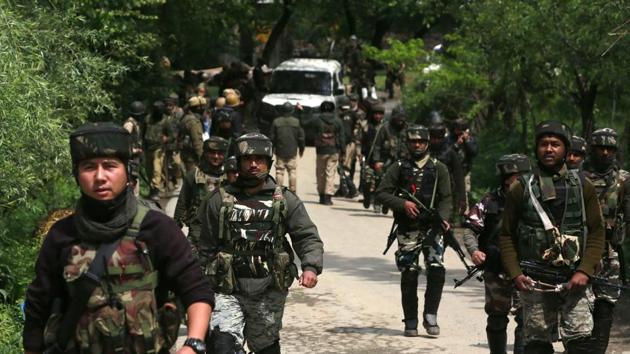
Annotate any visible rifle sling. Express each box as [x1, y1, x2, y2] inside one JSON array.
[[55, 239, 122, 350]]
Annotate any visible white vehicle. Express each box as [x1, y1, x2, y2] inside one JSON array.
[[261, 58, 346, 143]]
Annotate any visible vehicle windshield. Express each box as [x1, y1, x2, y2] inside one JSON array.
[[270, 71, 332, 96]]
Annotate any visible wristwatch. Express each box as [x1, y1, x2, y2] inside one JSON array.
[[183, 337, 206, 354]]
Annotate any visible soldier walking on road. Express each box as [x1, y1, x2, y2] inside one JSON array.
[[198, 133, 324, 354], [429, 122, 466, 218], [269, 102, 305, 193], [582, 128, 630, 354], [566, 135, 587, 171], [314, 101, 345, 205], [124, 101, 145, 196], [448, 118, 479, 213], [462, 154, 531, 354], [174, 136, 229, 256], [361, 104, 385, 209], [499, 120, 605, 354], [179, 96, 206, 173], [376, 125, 452, 337], [143, 101, 171, 200], [23, 122, 213, 354]]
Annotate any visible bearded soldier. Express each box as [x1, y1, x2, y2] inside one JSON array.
[[376, 125, 452, 337], [462, 154, 531, 354], [198, 133, 324, 354], [582, 128, 630, 354], [499, 120, 605, 354], [23, 122, 213, 354], [175, 136, 229, 256]]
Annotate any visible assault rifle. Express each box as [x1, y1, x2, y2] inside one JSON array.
[[520, 260, 630, 292], [398, 189, 479, 281], [382, 221, 399, 255]]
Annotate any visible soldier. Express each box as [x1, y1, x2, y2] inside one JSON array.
[[385, 63, 405, 99], [23, 122, 213, 354], [336, 96, 359, 197], [314, 101, 345, 205], [143, 100, 170, 200], [582, 128, 630, 353], [346, 94, 367, 181], [179, 96, 206, 173], [163, 94, 184, 190], [198, 133, 324, 354], [448, 118, 479, 212], [268, 102, 305, 193], [429, 122, 466, 217], [124, 101, 145, 196], [375, 125, 452, 337], [174, 136, 229, 255], [566, 135, 587, 170], [499, 120, 605, 354], [224, 155, 239, 184], [361, 104, 385, 209], [462, 154, 531, 354]]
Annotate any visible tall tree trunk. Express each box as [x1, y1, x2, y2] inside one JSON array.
[[579, 83, 597, 143], [342, 0, 356, 35], [370, 18, 391, 48], [262, 0, 293, 65], [622, 119, 630, 169], [519, 92, 530, 154]]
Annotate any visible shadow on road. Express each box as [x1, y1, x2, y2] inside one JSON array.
[[325, 326, 402, 337]]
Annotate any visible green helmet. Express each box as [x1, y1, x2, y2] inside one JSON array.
[[224, 156, 238, 172], [570, 135, 587, 155], [496, 154, 531, 176], [281, 101, 294, 115], [534, 120, 572, 150], [203, 136, 229, 152], [429, 123, 446, 138], [129, 101, 145, 116], [371, 104, 385, 114], [391, 105, 407, 120], [235, 133, 273, 159], [69, 122, 131, 169], [590, 128, 618, 148], [338, 96, 351, 110], [407, 124, 429, 141]]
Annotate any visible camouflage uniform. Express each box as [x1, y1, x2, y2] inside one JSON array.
[[582, 128, 630, 354], [199, 133, 323, 354], [179, 108, 205, 173], [376, 125, 452, 336], [498, 121, 606, 354]]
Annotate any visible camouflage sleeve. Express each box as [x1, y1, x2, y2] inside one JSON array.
[[375, 162, 407, 212], [461, 196, 490, 255], [436, 161, 452, 221], [499, 180, 525, 279], [173, 173, 193, 227], [190, 119, 204, 158], [284, 191, 324, 274], [198, 190, 223, 267]]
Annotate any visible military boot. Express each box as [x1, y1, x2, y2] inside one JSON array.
[[403, 318, 418, 337], [319, 194, 325, 204], [422, 313, 440, 336], [149, 187, 160, 202], [324, 194, 334, 205], [591, 299, 615, 354]]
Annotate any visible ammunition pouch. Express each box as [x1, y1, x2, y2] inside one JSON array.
[[609, 220, 625, 247], [158, 302, 181, 350], [206, 252, 237, 294], [237, 276, 273, 297], [272, 251, 298, 290]]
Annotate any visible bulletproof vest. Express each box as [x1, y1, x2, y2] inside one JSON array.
[[477, 189, 505, 250], [63, 205, 166, 353], [187, 167, 224, 225], [144, 117, 165, 150], [584, 168, 628, 244], [217, 186, 288, 275], [398, 158, 439, 229], [381, 123, 408, 162], [516, 171, 585, 263]]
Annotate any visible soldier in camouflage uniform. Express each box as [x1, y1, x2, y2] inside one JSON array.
[[361, 104, 385, 209], [429, 122, 467, 218], [224, 155, 239, 184], [198, 133, 324, 354], [463, 154, 531, 354], [164, 94, 184, 187], [23, 122, 213, 354], [143, 101, 172, 200], [174, 136, 229, 256], [178, 96, 206, 173], [499, 120, 605, 354], [123, 101, 145, 196], [376, 125, 452, 337], [582, 128, 630, 354], [566, 135, 587, 171]]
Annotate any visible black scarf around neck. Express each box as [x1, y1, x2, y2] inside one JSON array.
[[74, 188, 138, 243]]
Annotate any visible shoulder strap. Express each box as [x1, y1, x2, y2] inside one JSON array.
[[429, 158, 439, 208], [218, 187, 235, 242], [526, 174, 556, 232], [271, 185, 288, 249]]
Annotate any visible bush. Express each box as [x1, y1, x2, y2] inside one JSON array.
[[0, 303, 23, 353]]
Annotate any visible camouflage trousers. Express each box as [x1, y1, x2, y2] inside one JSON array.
[[483, 271, 519, 317], [593, 242, 622, 304], [187, 222, 202, 258], [210, 289, 287, 352], [520, 287, 593, 345], [395, 229, 444, 272]]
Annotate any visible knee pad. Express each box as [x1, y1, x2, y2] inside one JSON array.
[[486, 314, 509, 332]]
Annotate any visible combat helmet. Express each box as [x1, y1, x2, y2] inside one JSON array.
[[391, 105, 407, 121], [69, 122, 132, 174], [569, 136, 587, 155], [203, 136, 229, 153], [534, 120, 572, 150], [224, 156, 238, 172], [235, 133, 273, 159], [188, 96, 207, 108], [496, 154, 531, 176], [338, 96, 351, 111], [320, 101, 335, 113], [590, 128, 618, 149], [129, 101, 145, 117], [407, 124, 430, 141], [281, 101, 294, 115]]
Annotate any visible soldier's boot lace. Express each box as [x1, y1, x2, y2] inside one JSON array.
[[422, 313, 440, 336], [403, 318, 418, 337]]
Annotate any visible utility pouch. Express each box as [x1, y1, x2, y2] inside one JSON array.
[[206, 252, 236, 294], [272, 251, 298, 290], [93, 305, 126, 353], [158, 302, 181, 350], [543, 230, 581, 266], [610, 216, 625, 246], [237, 276, 272, 297]]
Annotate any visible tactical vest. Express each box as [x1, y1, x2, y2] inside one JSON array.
[[144, 120, 164, 151], [516, 171, 585, 264], [381, 124, 407, 162], [178, 113, 200, 151], [398, 157, 439, 229], [476, 190, 505, 250], [61, 205, 175, 354], [207, 185, 297, 294], [585, 168, 628, 245], [187, 168, 224, 225]]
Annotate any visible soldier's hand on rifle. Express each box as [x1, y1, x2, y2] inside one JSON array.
[[374, 162, 384, 173], [471, 250, 486, 266], [567, 271, 589, 290], [403, 200, 420, 219], [299, 270, 318, 288], [514, 274, 536, 291]]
